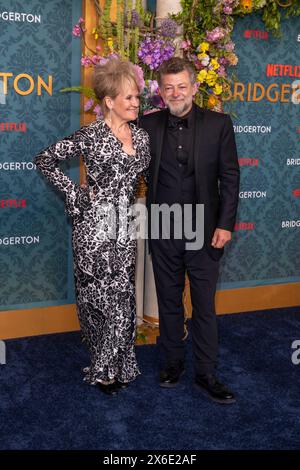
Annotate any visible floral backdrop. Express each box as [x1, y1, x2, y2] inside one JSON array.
[[66, 0, 300, 112]]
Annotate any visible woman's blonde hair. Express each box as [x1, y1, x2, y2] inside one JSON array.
[[93, 59, 140, 116]]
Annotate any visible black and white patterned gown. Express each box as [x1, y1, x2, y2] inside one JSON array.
[[34, 120, 151, 385]]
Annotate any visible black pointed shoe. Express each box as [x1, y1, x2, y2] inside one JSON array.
[[98, 382, 119, 396], [194, 374, 236, 404], [159, 361, 185, 388]]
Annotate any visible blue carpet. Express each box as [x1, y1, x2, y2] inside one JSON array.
[[1, 307, 300, 450]]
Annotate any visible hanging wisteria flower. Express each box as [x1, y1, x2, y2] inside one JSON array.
[[131, 10, 139, 27], [93, 104, 103, 119], [138, 36, 175, 70], [84, 98, 94, 112], [160, 18, 178, 38]]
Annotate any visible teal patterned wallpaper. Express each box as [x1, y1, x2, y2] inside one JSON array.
[[0, 0, 81, 310], [220, 15, 300, 289]]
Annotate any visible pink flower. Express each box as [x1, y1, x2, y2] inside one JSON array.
[[144, 55, 153, 66], [224, 41, 235, 52], [72, 18, 86, 37], [223, 6, 233, 14], [81, 56, 92, 67], [206, 27, 225, 43], [72, 24, 81, 37], [181, 40, 191, 50], [133, 64, 145, 91]]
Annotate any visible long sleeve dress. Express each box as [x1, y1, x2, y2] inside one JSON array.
[[34, 120, 151, 385]]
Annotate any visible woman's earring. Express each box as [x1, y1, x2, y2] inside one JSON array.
[[109, 108, 112, 124]]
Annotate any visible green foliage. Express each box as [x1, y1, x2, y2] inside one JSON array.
[[60, 86, 97, 100]]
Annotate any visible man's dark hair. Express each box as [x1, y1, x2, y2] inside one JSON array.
[[157, 57, 197, 86]]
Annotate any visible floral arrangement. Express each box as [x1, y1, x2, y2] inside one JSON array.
[[65, 0, 300, 114], [176, 0, 300, 109]]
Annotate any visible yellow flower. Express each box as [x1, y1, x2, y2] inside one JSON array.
[[206, 70, 217, 86], [207, 95, 217, 108], [197, 70, 207, 84], [94, 33, 99, 40], [107, 37, 114, 48], [197, 52, 208, 60], [199, 42, 209, 53], [210, 59, 219, 71], [213, 84, 223, 95]]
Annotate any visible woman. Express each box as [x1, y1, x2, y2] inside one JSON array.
[[34, 59, 151, 395]]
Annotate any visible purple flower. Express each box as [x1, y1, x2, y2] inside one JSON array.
[[147, 80, 159, 96], [151, 94, 165, 108], [93, 104, 103, 118], [160, 19, 178, 38], [84, 98, 94, 112], [138, 36, 175, 70], [218, 65, 226, 77]]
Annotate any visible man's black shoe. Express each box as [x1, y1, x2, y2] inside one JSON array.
[[159, 362, 185, 388], [194, 374, 236, 404]]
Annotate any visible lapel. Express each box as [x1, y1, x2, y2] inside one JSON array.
[[192, 104, 205, 199], [153, 109, 168, 201]]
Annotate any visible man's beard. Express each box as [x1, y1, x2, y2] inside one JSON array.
[[166, 99, 192, 117]]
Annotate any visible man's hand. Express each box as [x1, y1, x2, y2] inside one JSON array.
[[211, 228, 232, 249]]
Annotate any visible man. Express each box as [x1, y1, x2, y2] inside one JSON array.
[[139, 57, 240, 405]]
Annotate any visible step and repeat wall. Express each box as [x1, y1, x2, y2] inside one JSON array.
[[0, 0, 81, 317], [220, 15, 300, 290]]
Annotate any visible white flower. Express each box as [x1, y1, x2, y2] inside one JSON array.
[[200, 55, 210, 67]]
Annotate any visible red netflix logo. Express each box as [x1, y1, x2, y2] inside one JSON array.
[[0, 199, 27, 208], [244, 30, 268, 40], [235, 222, 255, 231], [293, 189, 300, 197], [239, 158, 259, 167]]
